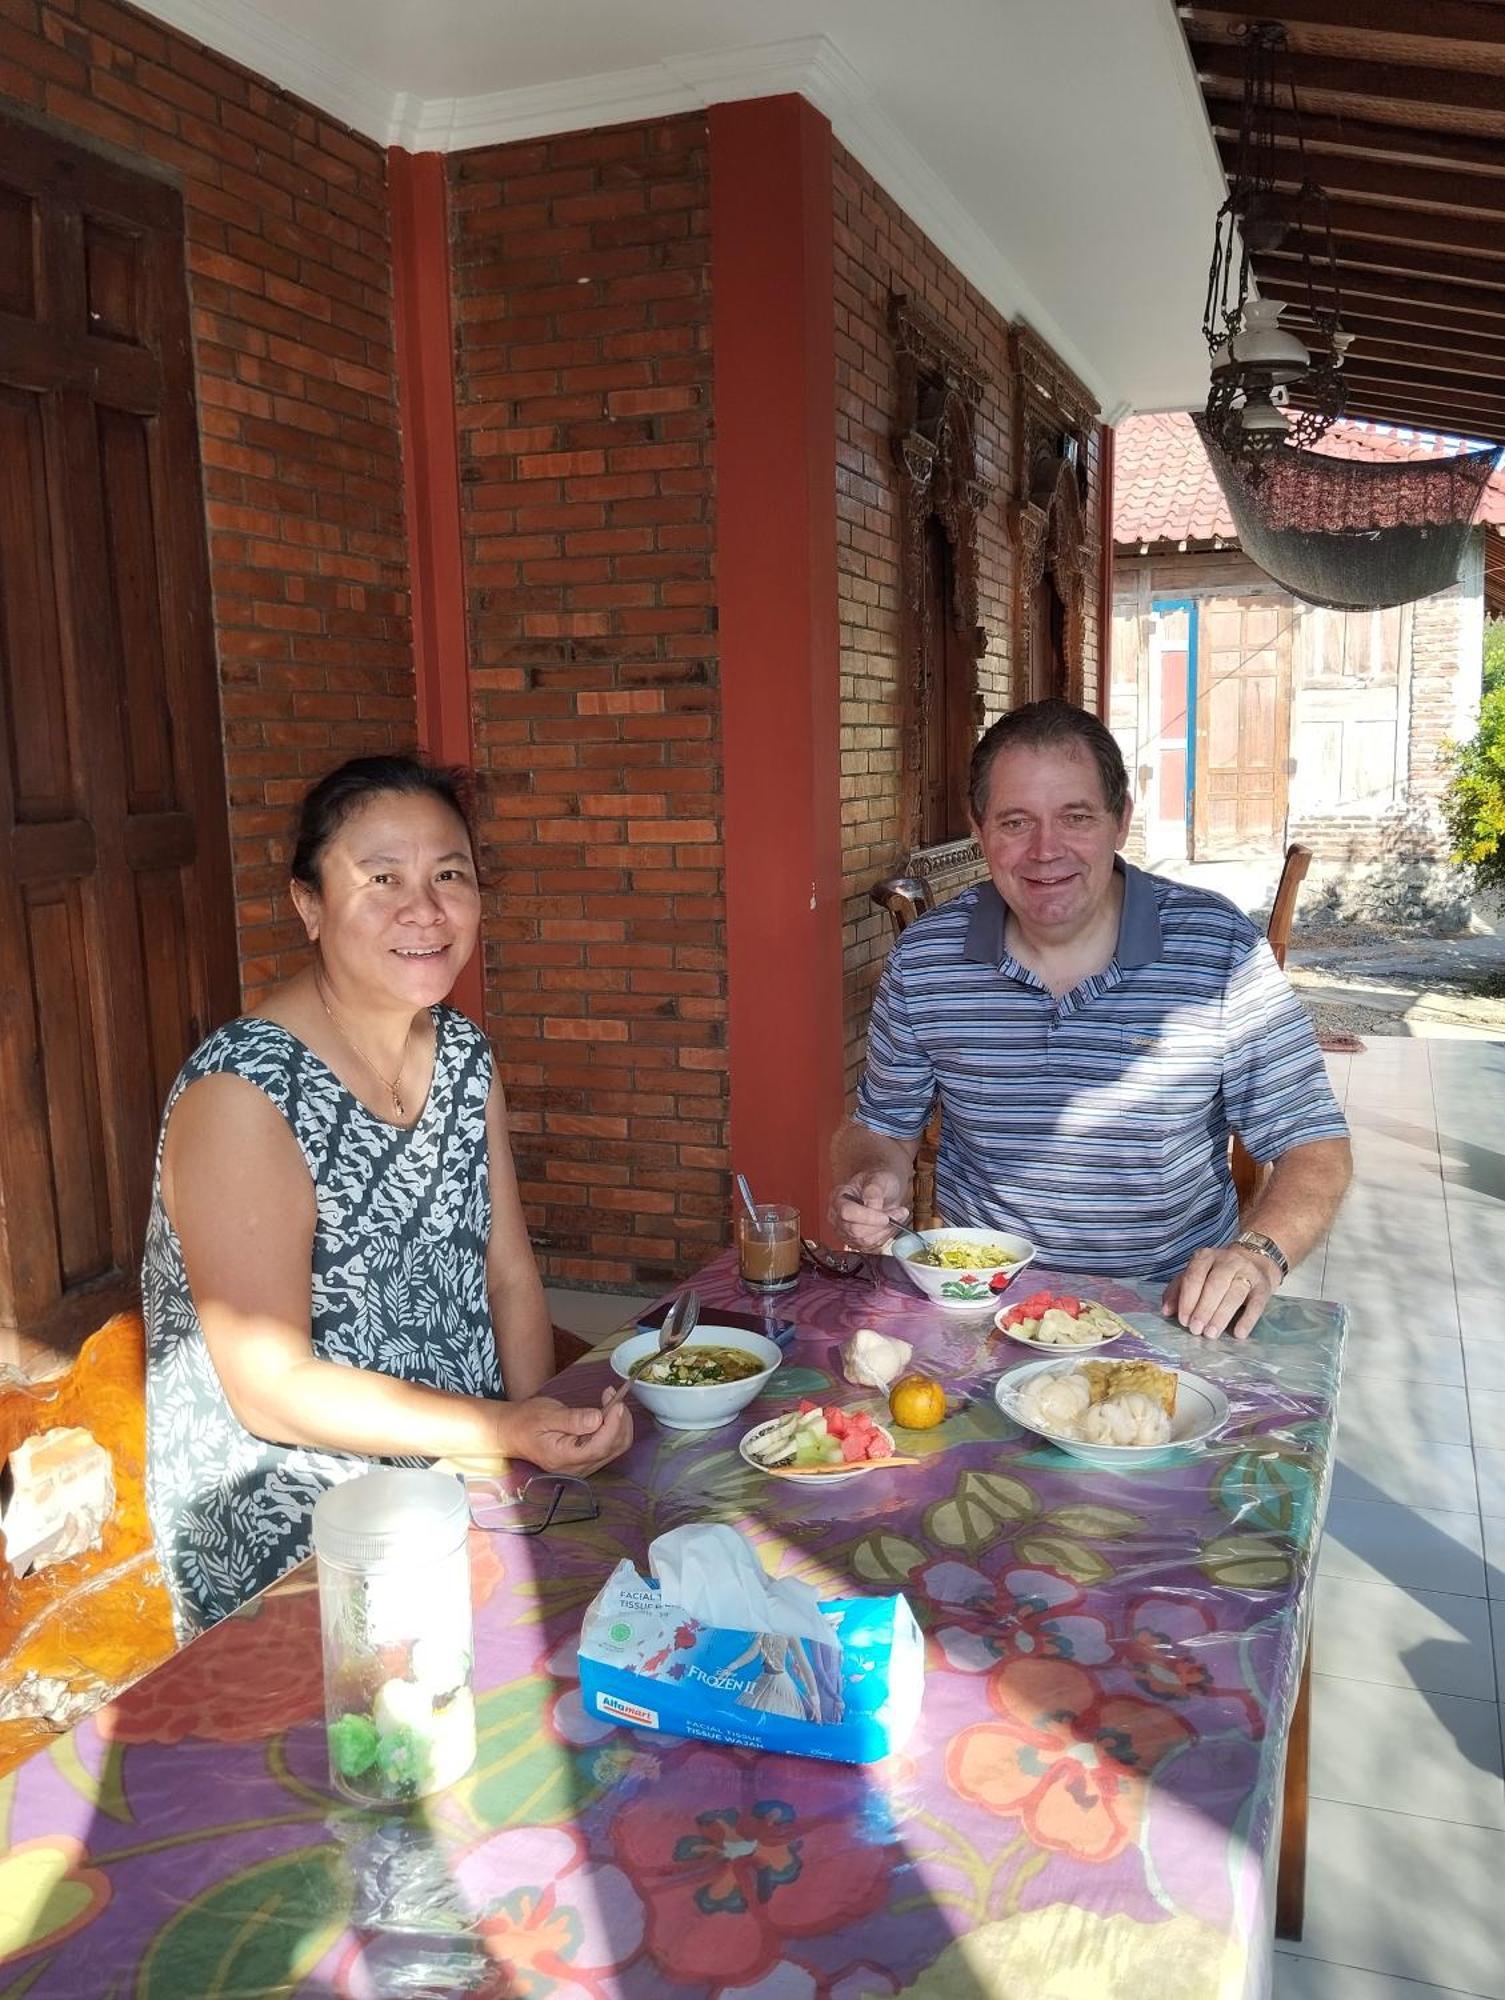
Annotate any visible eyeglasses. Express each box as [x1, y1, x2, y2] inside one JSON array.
[[466, 1475, 600, 1537]]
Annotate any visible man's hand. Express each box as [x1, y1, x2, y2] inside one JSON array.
[[829, 1170, 910, 1252], [498, 1391, 633, 1474], [1162, 1240, 1280, 1340]]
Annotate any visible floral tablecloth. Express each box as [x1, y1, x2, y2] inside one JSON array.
[[0, 1259, 1344, 2000]]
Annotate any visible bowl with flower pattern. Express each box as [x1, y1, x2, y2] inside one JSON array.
[[892, 1227, 1035, 1311]]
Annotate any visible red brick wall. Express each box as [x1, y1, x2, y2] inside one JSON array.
[[832, 144, 1017, 1101], [447, 116, 723, 1288], [2, 0, 416, 1004]]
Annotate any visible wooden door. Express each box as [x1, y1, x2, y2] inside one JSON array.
[[0, 113, 238, 1361], [1192, 595, 1292, 859]]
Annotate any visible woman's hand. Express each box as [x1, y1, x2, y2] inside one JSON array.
[[495, 1390, 633, 1475]]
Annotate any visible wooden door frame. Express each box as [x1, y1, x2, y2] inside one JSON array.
[[1149, 594, 1198, 860], [1191, 590, 1294, 862]]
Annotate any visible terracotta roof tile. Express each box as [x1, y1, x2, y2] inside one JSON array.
[[1113, 411, 1505, 548]]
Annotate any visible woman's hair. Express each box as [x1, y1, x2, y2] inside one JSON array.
[[969, 698, 1130, 824], [290, 755, 476, 890]]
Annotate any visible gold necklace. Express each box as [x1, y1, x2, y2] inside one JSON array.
[[314, 973, 411, 1118]]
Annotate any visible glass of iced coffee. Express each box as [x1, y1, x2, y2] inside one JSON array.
[[736, 1202, 800, 1294]]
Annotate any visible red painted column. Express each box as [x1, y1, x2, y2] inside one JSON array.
[[388, 147, 483, 1025], [710, 96, 845, 1235]]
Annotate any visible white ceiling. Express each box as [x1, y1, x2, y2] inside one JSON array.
[[138, 0, 1224, 418]]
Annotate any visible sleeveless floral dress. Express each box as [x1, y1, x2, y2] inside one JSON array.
[[142, 1007, 500, 1637]]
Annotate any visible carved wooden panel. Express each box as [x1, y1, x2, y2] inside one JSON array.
[[1010, 326, 1100, 707], [890, 294, 996, 853]]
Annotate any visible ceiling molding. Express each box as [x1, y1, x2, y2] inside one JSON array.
[[387, 31, 1113, 405], [135, 0, 393, 141], [126, 7, 1171, 412]]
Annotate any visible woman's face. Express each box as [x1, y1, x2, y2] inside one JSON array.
[[292, 790, 481, 1009]]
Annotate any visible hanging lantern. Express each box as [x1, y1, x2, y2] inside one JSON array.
[[1195, 21, 1500, 609], [1201, 23, 1347, 464]]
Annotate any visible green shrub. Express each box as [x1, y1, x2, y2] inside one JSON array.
[[1442, 618, 1505, 892]]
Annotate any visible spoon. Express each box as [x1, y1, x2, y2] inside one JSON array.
[[734, 1172, 761, 1226], [603, 1289, 702, 1409], [883, 1226, 930, 1262]]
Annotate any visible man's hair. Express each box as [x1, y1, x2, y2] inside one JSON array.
[[969, 698, 1130, 823]]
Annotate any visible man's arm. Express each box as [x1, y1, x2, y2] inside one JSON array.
[[828, 1119, 922, 1251], [1164, 1134, 1352, 1339]]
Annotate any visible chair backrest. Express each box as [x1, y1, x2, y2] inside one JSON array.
[[1231, 842, 1315, 1211], [869, 874, 932, 939], [1266, 843, 1313, 971]]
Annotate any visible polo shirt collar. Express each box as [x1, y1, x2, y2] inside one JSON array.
[[962, 859, 1165, 969]]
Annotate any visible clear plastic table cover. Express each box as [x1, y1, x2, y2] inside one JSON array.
[[1, 1257, 1344, 2000]]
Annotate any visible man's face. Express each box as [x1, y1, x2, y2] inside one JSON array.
[[972, 741, 1132, 941]]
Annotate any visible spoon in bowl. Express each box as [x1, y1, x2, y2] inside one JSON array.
[[602, 1289, 702, 1410]]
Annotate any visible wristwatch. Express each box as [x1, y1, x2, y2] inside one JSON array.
[[1236, 1230, 1289, 1281]]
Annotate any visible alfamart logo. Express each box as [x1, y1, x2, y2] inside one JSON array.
[[597, 1692, 659, 1728]]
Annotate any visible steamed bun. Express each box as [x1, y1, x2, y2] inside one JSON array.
[[1077, 1392, 1170, 1447], [1016, 1371, 1092, 1436]]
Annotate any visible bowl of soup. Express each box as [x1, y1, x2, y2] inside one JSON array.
[[608, 1324, 783, 1430]]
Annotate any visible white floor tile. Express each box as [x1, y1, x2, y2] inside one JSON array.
[[1483, 1517, 1505, 1601], [1475, 1449, 1505, 1517], [1465, 1387, 1505, 1451], [1284, 1798, 1505, 1995], [1335, 1373, 1472, 1447], [1331, 1431, 1479, 1513], [1320, 1499, 1486, 1599], [1463, 1341, 1505, 1397], [1334, 1330, 1467, 1388], [1309, 1675, 1505, 1827], [1273, 1953, 1493, 2000], [1312, 1574, 1497, 1701]]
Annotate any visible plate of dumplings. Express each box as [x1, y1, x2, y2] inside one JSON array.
[[996, 1355, 1229, 1466]]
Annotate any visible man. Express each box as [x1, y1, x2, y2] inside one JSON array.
[[831, 699, 1351, 1339]]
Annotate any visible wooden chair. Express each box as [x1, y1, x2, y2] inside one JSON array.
[[869, 875, 941, 1228], [1231, 844, 1314, 1213], [0, 1311, 179, 1775]]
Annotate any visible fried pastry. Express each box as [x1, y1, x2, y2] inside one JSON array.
[[1082, 1357, 1177, 1419]]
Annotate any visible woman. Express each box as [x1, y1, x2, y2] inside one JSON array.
[[144, 755, 631, 1636]]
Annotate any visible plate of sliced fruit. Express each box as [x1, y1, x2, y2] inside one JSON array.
[[993, 1289, 1132, 1351], [740, 1400, 906, 1482]]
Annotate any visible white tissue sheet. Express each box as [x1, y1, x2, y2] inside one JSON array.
[[577, 1523, 922, 1764]]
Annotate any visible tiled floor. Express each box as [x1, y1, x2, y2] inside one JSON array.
[[1276, 1038, 1505, 2000], [551, 1038, 1505, 1998]]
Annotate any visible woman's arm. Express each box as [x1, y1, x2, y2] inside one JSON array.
[[481, 1070, 556, 1402], [161, 1074, 623, 1469]]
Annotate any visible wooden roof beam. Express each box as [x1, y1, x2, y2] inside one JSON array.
[[1189, 37, 1505, 116], [1268, 195, 1505, 261], [1215, 137, 1505, 220], [1330, 388, 1503, 438], [1258, 271, 1505, 340], [1184, 0, 1505, 50], [1203, 96, 1505, 177], [1265, 230, 1505, 293], [1260, 247, 1505, 317], [1266, 297, 1505, 368], [1330, 370, 1505, 423], [1335, 354, 1505, 406]]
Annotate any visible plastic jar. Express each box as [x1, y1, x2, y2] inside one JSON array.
[[312, 1468, 476, 1804]]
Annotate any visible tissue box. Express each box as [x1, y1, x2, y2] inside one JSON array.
[[577, 1563, 923, 1765]]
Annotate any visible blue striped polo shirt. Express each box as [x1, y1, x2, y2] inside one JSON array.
[[855, 861, 1348, 1282]]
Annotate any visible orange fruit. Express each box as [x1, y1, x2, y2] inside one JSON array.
[[888, 1374, 946, 1431]]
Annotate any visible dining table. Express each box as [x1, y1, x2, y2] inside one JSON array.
[[0, 1254, 1345, 2000]]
